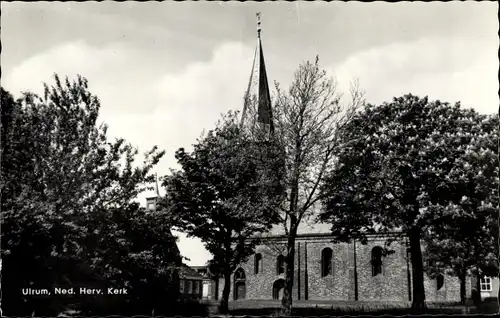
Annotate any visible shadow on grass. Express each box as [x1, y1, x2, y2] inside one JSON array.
[[227, 301, 499, 316], [167, 299, 212, 317], [470, 297, 500, 314], [227, 307, 465, 316]]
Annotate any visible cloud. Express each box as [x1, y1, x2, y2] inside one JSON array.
[[3, 40, 161, 113], [3, 40, 255, 170], [173, 231, 212, 266], [332, 36, 499, 114], [101, 41, 255, 175], [153, 42, 254, 131], [3, 40, 258, 266]]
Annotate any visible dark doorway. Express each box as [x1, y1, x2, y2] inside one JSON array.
[[235, 282, 246, 300], [233, 268, 246, 300], [273, 279, 285, 300]]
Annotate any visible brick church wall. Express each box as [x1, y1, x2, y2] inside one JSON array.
[[305, 240, 351, 301], [217, 233, 464, 303], [423, 271, 470, 302], [217, 238, 301, 301], [419, 242, 470, 303], [355, 237, 410, 302]]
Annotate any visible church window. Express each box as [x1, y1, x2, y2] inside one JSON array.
[[276, 255, 285, 275], [321, 248, 333, 277], [180, 280, 185, 293], [235, 267, 246, 280], [371, 246, 383, 276], [436, 274, 444, 291], [255, 253, 263, 274], [187, 280, 193, 294], [481, 277, 492, 291]]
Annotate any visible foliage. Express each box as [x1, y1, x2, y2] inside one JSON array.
[[1, 76, 174, 315], [319, 94, 494, 310], [164, 110, 286, 313], [423, 113, 499, 303], [270, 56, 364, 315], [79, 204, 181, 315]]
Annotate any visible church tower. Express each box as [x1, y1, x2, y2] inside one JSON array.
[[241, 13, 274, 136], [146, 173, 161, 211]]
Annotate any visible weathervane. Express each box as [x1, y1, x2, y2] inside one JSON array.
[[256, 12, 261, 38]]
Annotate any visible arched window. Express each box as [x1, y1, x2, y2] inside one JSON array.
[[233, 268, 246, 300], [276, 255, 285, 275], [436, 274, 444, 291], [254, 253, 263, 274], [272, 279, 285, 300], [234, 267, 246, 280], [321, 248, 333, 277], [371, 246, 383, 277]]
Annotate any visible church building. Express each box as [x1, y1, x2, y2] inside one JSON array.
[[216, 14, 469, 304]]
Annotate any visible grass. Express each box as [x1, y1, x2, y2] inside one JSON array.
[[205, 298, 499, 316]]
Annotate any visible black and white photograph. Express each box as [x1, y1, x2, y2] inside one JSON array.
[[1, 1, 498, 316]]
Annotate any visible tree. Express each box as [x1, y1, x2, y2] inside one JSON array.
[[164, 111, 285, 313], [80, 203, 182, 315], [271, 56, 364, 315], [1, 75, 168, 315], [423, 113, 499, 304], [319, 95, 490, 311]]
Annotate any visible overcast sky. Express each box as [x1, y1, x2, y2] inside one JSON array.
[[2, 1, 498, 266]]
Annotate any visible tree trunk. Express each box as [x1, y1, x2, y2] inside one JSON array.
[[219, 272, 231, 314], [409, 227, 426, 312], [280, 225, 297, 316], [459, 268, 467, 305], [473, 269, 481, 306]]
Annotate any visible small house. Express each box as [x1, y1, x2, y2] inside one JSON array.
[[179, 264, 205, 300]]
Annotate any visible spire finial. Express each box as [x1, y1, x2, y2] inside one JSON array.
[[256, 12, 261, 38]]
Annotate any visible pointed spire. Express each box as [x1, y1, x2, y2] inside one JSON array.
[[241, 12, 274, 136], [257, 12, 262, 38]]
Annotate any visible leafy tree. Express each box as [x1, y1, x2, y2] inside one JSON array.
[[423, 113, 499, 304], [164, 111, 285, 313], [271, 56, 364, 315], [80, 203, 181, 315], [1, 76, 170, 315], [319, 95, 491, 311]]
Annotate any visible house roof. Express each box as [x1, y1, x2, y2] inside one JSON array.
[[179, 264, 205, 280]]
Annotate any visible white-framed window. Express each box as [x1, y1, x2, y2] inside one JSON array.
[[481, 277, 492, 292], [187, 280, 193, 294], [180, 280, 185, 293]]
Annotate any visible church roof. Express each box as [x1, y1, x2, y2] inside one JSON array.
[[241, 13, 274, 135]]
